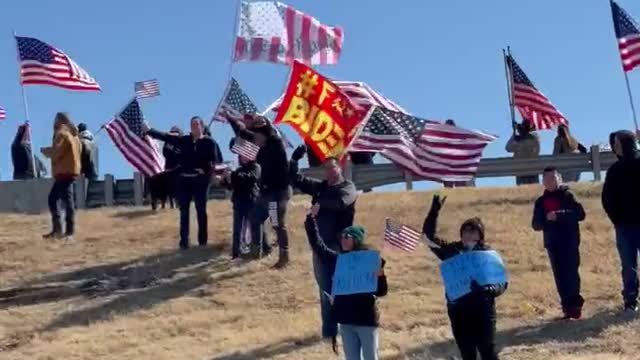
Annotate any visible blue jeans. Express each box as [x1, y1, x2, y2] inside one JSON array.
[[176, 175, 210, 248], [615, 225, 640, 305], [250, 191, 290, 254], [340, 324, 378, 360], [312, 253, 337, 338], [48, 178, 75, 235], [232, 200, 258, 258]]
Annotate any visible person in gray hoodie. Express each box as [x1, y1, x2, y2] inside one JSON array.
[[289, 144, 358, 342], [77, 123, 98, 180]]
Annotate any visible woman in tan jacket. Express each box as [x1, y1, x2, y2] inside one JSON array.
[[41, 112, 81, 240], [552, 125, 580, 182]]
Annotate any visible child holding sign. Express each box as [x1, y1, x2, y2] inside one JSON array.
[[423, 194, 507, 360], [305, 204, 387, 360]]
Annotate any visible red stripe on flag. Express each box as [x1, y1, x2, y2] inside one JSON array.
[[318, 26, 328, 65], [285, 6, 296, 64], [235, 37, 246, 61], [269, 37, 281, 63], [301, 14, 312, 64], [250, 38, 264, 61]]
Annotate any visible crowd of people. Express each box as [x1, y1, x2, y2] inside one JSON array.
[[17, 109, 640, 360]]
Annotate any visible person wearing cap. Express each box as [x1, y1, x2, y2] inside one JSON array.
[[602, 130, 640, 312], [227, 113, 291, 269], [505, 121, 540, 185], [423, 194, 507, 360], [305, 204, 387, 360], [532, 166, 586, 320], [143, 116, 223, 250], [289, 144, 358, 342]]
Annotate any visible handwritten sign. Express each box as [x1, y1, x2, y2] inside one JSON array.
[[439, 250, 508, 302], [331, 250, 380, 296], [274, 61, 364, 161]]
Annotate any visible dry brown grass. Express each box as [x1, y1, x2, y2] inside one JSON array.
[[0, 183, 638, 360]]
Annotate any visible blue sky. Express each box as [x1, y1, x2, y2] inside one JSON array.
[[0, 1, 636, 189]]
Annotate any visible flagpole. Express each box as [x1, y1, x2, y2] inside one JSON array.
[[504, 47, 517, 135], [13, 30, 39, 178]]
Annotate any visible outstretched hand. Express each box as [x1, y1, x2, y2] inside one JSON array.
[[291, 145, 307, 161], [430, 194, 447, 213]]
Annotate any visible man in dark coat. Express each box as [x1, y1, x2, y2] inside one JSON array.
[[602, 130, 640, 312], [532, 166, 586, 319], [11, 124, 36, 180], [289, 145, 358, 340], [77, 123, 98, 180]]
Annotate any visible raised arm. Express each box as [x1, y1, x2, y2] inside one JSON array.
[[228, 118, 256, 142], [304, 214, 338, 263], [423, 195, 458, 260], [289, 145, 323, 195], [146, 128, 179, 144]]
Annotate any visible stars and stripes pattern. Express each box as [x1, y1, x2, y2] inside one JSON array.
[[15, 36, 100, 91], [611, 1, 640, 72], [263, 81, 408, 115], [350, 107, 496, 183], [104, 99, 164, 177], [507, 54, 568, 130], [134, 79, 160, 98], [0, 106, 5, 120], [384, 218, 422, 253], [231, 137, 260, 161], [215, 77, 259, 122], [234, 1, 343, 65]]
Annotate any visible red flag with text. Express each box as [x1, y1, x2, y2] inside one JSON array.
[[274, 61, 365, 161]]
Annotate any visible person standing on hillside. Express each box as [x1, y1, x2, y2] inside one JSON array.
[[602, 130, 640, 312], [162, 126, 183, 172], [40, 113, 82, 240], [552, 125, 581, 182], [143, 117, 223, 250], [11, 123, 36, 180], [289, 144, 358, 343], [77, 123, 98, 181], [423, 194, 507, 360], [226, 112, 291, 269], [505, 121, 540, 185], [532, 167, 586, 319]]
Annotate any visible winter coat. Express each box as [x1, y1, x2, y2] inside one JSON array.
[[42, 124, 81, 180], [304, 216, 388, 327], [79, 130, 98, 179], [505, 132, 540, 159], [602, 131, 640, 225], [532, 186, 585, 250], [11, 126, 35, 179], [225, 162, 261, 204], [147, 129, 223, 176]]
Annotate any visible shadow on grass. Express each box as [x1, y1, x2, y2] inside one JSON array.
[[110, 208, 158, 219], [0, 245, 227, 309], [383, 309, 636, 359], [209, 335, 322, 360]]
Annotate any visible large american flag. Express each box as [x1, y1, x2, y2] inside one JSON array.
[[612, 1, 640, 72], [384, 218, 422, 253], [231, 137, 260, 161], [350, 107, 496, 183], [234, 1, 343, 65], [0, 106, 5, 120], [15, 36, 100, 91], [264, 81, 408, 115], [507, 55, 568, 130], [135, 79, 160, 98], [214, 78, 259, 122], [104, 99, 164, 177]]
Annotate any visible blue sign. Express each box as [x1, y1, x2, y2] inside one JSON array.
[[440, 250, 508, 301], [331, 250, 381, 296]]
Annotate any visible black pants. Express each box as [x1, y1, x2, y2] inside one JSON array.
[[250, 190, 290, 254], [547, 245, 584, 312], [48, 178, 75, 235], [448, 296, 499, 360], [176, 175, 209, 248]]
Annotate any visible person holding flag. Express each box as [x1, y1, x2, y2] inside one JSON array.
[[142, 116, 223, 250]]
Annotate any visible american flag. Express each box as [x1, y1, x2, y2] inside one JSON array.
[[507, 54, 568, 130], [214, 77, 259, 122], [104, 99, 164, 177], [612, 1, 640, 72], [234, 1, 343, 65], [15, 36, 100, 91], [231, 137, 260, 161], [0, 106, 5, 120], [263, 81, 408, 115], [135, 79, 160, 98], [384, 218, 422, 253], [350, 107, 496, 183]]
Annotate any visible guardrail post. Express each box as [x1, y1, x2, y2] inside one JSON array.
[[133, 172, 144, 207], [104, 174, 114, 207], [590, 145, 602, 182], [75, 175, 86, 209], [404, 171, 413, 191]]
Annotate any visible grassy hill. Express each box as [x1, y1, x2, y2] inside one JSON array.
[[0, 183, 638, 360]]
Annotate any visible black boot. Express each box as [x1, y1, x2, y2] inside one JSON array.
[[273, 249, 289, 269]]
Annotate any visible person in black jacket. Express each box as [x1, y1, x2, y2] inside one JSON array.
[[602, 130, 640, 312], [423, 194, 507, 360], [305, 205, 387, 360], [162, 126, 182, 171], [216, 138, 269, 259], [227, 113, 291, 268], [77, 123, 98, 180], [532, 167, 586, 319], [289, 144, 358, 341], [11, 124, 36, 180], [143, 117, 223, 250]]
